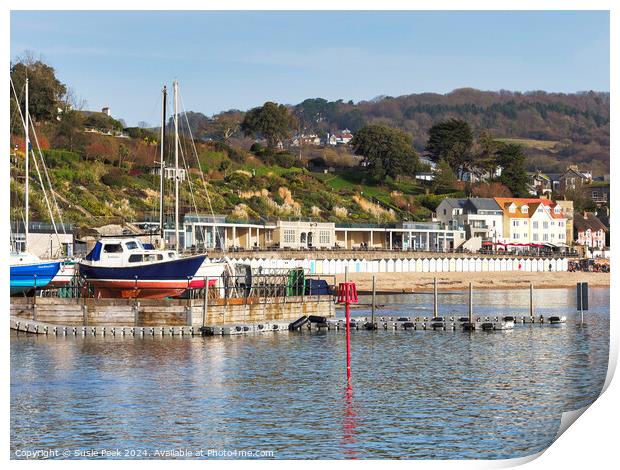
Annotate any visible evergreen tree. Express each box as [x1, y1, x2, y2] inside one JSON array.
[[350, 124, 418, 181], [425, 119, 473, 177], [432, 159, 458, 194], [241, 102, 297, 150], [496, 143, 528, 196]]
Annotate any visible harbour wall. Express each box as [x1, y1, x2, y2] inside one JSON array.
[[213, 256, 570, 274], [10, 296, 334, 327]]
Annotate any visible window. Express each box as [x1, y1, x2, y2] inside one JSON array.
[[509, 205, 516, 213], [559, 233, 564, 240], [532, 221, 538, 229], [319, 230, 331, 244], [533, 233, 538, 241], [537, 208, 543, 213], [543, 234, 549, 241], [103, 244, 123, 253], [512, 220, 520, 227], [125, 241, 140, 250], [513, 233, 519, 240], [523, 233, 528, 239], [558, 221, 564, 227], [554, 206, 561, 214], [523, 220, 528, 226], [443, 209, 447, 215], [521, 205, 528, 213], [283, 229, 295, 244], [550, 221, 555, 226], [128, 254, 143, 263], [551, 233, 555, 239], [543, 221, 549, 229]]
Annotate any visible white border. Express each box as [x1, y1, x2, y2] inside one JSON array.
[[2, 2, 616, 468]]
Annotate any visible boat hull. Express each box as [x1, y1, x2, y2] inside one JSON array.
[[78, 255, 207, 299], [10, 261, 61, 296]]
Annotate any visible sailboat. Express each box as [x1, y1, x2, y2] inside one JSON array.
[[78, 81, 211, 298], [10, 78, 61, 296]]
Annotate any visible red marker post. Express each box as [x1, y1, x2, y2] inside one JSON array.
[[337, 282, 358, 383]]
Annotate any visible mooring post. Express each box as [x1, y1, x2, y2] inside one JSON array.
[[468, 282, 473, 323], [433, 277, 438, 318], [344, 265, 348, 284], [32, 274, 37, 321], [371, 274, 376, 324], [202, 277, 209, 328], [529, 282, 534, 319]]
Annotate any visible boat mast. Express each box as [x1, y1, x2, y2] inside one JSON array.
[[24, 78, 29, 253], [159, 85, 167, 242], [173, 80, 180, 252]]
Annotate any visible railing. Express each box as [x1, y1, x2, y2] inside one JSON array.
[[18, 271, 337, 303]]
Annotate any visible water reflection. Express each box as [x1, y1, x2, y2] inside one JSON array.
[[11, 288, 609, 459]]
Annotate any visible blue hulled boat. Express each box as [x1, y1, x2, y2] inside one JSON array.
[[78, 238, 207, 298], [10, 252, 61, 295]]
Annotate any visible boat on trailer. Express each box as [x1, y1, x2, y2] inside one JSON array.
[[78, 238, 206, 299]]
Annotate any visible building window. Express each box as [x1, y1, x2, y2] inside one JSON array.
[[319, 230, 330, 244], [551, 221, 555, 226], [559, 233, 565, 240], [513, 233, 519, 240], [533, 233, 538, 241], [283, 229, 295, 244], [512, 220, 519, 227], [532, 221, 538, 229], [558, 221, 564, 227], [543, 221, 549, 229], [521, 205, 528, 213], [523, 220, 528, 226], [543, 234, 549, 241]]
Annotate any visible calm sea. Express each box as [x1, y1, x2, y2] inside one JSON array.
[[11, 287, 609, 459]]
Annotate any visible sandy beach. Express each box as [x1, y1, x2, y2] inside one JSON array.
[[335, 271, 610, 293]]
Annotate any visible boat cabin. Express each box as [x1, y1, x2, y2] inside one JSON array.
[[83, 238, 178, 267]]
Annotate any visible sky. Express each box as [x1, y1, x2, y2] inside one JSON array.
[[10, 10, 610, 126]]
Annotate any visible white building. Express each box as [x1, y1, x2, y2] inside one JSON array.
[[495, 197, 567, 249], [435, 198, 504, 242]]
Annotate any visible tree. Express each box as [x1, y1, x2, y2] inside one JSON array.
[[10, 53, 67, 123], [241, 102, 297, 150], [425, 119, 473, 177], [350, 124, 419, 181], [496, 143, 528, 196], [475, 130, 501, 176], [471, 181, 512, 198], [55, 109, 84, 151], [212, 111, 243, 142], [432, 160, 459, 194]]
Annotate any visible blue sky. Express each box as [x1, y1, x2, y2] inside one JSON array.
[[11, 10, 610, 126]]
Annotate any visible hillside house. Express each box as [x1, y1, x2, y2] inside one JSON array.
[[574, 211, 607, 249]]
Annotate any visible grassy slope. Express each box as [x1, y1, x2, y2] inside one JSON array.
[[10, 140, 444, 227]]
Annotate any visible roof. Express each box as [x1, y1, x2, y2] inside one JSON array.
[[494, 197, 565, 219], [561, 167, 590, 180], [574, 212, 608, 233], [465, 198, 502, 212], [439, 198, 467, 210]]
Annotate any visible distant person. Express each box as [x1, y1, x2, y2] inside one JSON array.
[[549, 263, 553, 271], [518, 263, 522, 270]]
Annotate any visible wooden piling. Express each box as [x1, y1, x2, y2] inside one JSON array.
[[433, 277, 438, 318], [371, 274, 376, 323], [529, 282, 534, 318], [468, 282, 473, 322]]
